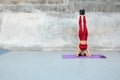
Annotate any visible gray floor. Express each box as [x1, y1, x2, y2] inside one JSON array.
[[0, 50, 120, 80]]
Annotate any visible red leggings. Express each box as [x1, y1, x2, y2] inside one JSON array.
[[78, 16, 88, 50]]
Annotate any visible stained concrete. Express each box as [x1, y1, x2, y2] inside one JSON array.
[[0, 50, 120, 80], [0, 0, 120, 51]]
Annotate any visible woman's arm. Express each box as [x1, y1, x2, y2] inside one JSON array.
[[76, 45, 81, 56], [86, 47, 91, 57]]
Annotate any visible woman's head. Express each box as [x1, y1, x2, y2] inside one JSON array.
[[79, 9, 85, 15], [81, 50, 85, 54], [79, 50, 86, 56]]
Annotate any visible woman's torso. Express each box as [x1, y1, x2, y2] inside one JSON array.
[[79, 40, 87, 50], [80, 40, 87, 45]]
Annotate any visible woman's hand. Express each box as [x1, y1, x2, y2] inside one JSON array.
[[76, 53, 79, 57], [87, 53, 91, 57]]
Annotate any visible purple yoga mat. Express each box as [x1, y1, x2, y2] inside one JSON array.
[[62, 54, 106, 59]]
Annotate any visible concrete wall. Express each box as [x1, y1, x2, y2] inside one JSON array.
[[0, 0, 120, 51], [0, 0, 120, 12], [0, 0, 69, 4]]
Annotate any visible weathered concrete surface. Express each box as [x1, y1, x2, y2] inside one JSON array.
[[0, 0, 120, 51], [0, 12, 120, 51], [0, 0, 69, 4], [0, 51, 120, 80], [0, 0, 120, 12]]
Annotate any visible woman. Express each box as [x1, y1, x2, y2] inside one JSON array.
[[76, 9, 91, 57]]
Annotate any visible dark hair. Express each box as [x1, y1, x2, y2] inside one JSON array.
[[79, 9, 85, 15], [78, 51, 86, 56]]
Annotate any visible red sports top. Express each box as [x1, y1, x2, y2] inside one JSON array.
[[79, 44, 87, 50]]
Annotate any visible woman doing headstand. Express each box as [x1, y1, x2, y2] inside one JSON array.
[[76, 9, 91, 57]]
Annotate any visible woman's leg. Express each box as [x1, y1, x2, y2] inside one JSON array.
[[76, 16, 82, 56], [79, 16, 88, 40], [78, 16, 83, 40], [83, 16, 91, 57], [83, 16, 88, 40]]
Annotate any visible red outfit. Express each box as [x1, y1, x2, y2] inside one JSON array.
[[78, 16, 88, 50], [79, 44, 87, 50]]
